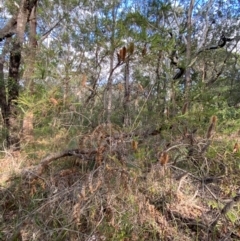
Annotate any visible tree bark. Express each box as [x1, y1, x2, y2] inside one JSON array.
[[24, 4, 38, 91], [22, 5, 38, 141], [0, 38, 11, 145], [0, 0, 38, 150], [184, 0, 195, 103], [105, 5, 117, 124], [123, 59, 130, 126]]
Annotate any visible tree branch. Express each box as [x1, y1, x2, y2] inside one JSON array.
[[39, 19, 63, 42], [0, 16, 17, 42]]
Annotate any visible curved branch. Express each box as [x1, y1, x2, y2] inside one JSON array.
[[198, 34, 235, 54], [0, 0, 39, 42], [173, 67, 185, 79], [0, 16, 17, 42]]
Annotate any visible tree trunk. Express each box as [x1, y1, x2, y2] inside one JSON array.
[[184, 0, 195, 103], [105, 5, 117, 124], [24, 4, 38, 92], [0, 0, 38, 150], [123, 59, 130, 126], [7, 41, 22, 150], [106, 54, 114, 124], [0, 37, 11, 143], [22, 5, 37, 142]]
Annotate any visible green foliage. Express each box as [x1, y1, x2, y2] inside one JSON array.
[[2, 0, 240, 240]]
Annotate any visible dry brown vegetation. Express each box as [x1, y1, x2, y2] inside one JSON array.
[[1, 122, 240, 241]]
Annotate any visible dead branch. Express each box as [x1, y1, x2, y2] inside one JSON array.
[[0, 16, 17, 41], [21, 148, 98, 181]]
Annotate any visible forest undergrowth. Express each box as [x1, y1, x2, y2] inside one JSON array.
[[1, 0, 240, 240], [1, 119, 240, 241]]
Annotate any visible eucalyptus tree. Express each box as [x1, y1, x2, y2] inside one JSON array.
[[0, 0, 82, 149], [1, 0, 239, 151], [152, 0, 240, 119], [185, 0, 240, 118], [120, 0, 240, 126], [0, 0, 38, 150]]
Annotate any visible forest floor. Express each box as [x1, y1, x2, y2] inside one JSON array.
[[1, 123, 240, 241]]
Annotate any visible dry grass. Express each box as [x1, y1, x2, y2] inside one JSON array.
[[1, 126, 240, 241]]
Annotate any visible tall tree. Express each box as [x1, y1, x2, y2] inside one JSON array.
[[0, 0, 38, 150], [104, 0, 121, 123], [21, 4, 38, 141], [184, 0, 194, 103]]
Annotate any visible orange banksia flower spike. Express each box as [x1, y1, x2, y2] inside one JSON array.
[[233, 142, 239, 153], [207, 115, 217, 139], [159, 152, 169, 166], [81, 73, 87, 87], [132, 140, 138, 151]]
